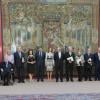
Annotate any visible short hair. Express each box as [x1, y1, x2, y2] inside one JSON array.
[[68, 46, 72, 50], [17, 46, 21, 50]]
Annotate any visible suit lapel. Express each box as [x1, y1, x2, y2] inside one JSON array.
[[97, 53, 100, 61], [17, 52, 22, 59]]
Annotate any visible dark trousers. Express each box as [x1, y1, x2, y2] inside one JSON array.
[[55, 65, 63, 82], [77, 66, 83, 81], [11, 65, 15, 82], [2, 72, 10, 85], [65, 63, 73, 81], [37, 64, 44, 81], [84, 64, 92, 81], [10, 72, 15, 82], [17, 66, 25, 82], [95, 67, 100, 81], [0, 73, 3, 80]]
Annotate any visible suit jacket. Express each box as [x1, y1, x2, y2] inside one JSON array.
[[54, 52, 64, 68], [84, 53, 93, 63], [14, 51, 25, 67], [94, 53, 100, 68], [0, 61, 13, 74], [35, 51, 45, 67], [84, 53, 94, 68], [65, 52, 75, 64]]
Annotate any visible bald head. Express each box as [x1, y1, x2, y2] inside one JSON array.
[[7, 49, 11, 55], [57, 47, 61, 52], [68, 46, 73, 52], [87, 48, 91, 54]]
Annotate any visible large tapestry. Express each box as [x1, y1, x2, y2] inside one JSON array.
[[2, 0, 98, 52], [8, 3, 40, 52], [63, 5, 95, 51], [43, 21, 61, 49]]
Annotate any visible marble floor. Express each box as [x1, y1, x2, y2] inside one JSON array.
[[0, 79, 100, 95]]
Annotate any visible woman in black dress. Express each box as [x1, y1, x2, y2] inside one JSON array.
[[27, 49, 35, 82]]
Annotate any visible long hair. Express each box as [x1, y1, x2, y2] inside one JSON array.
[[28, 49, 33, 55]]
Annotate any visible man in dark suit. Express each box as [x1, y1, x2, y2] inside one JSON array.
[[0, 61, 13, 86], [65, 46, 75, 82], [84, 48, 93, 81], [94, 47, 100, 81], [54, 47, 64, 82], [35, 47, 45, 82], [14, 46, 25, 83]]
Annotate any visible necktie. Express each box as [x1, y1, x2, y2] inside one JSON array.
[[39, 52, 41, 56], [6, 62, 8, 68]]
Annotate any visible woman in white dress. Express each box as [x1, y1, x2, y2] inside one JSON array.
[[76, 50, 84, 81], [45, 48, 54, 80]]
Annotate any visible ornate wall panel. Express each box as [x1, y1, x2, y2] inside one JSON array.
[[1, 0, 99, 52]]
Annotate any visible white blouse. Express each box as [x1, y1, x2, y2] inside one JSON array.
[[4, 54, 14, 64]]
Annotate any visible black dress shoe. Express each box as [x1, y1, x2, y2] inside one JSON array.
[[95, 79, 97, 81], [78, 79, 82, 82], [22, 81, 25, 83], [79, 80, 82, 82], [13, 79, 15, 83], [3, 83, 9, 86], [66, 78, 69, 82], [41, 79, 44, 82], [3, 83, 6, 86], [18, 81, 21, 83], [66, 80, 69, 82], [37, 79, 39, 82], [6, 83, 9, 86], [56, 80, 58, 82], [60, 80, 63, 82], [71, 79, 74, 82]]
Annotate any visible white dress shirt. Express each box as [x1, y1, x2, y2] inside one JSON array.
[[58, 52, 61, 59], [69, 52, 72, 56]]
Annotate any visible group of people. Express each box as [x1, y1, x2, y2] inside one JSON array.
[[0, 46, 100, 85]]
